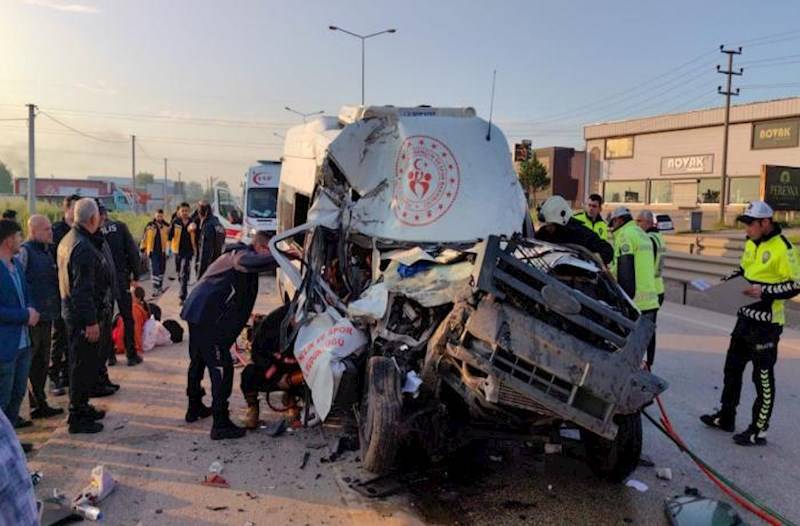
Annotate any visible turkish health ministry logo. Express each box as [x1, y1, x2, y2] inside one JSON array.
[[393, 135, 460, 226]]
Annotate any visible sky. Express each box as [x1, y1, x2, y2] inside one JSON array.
[[1, 0, 800, 190]]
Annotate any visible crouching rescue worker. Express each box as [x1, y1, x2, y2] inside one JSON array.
[[701, 201, 800, 446], [180, 231, 279, 440], [608, 206, 660, 366], [240, 304, 304, 429], [534, 195, 613, 264]]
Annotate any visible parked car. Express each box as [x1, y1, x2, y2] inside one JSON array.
[[269, 105, 667, 482], [656, 213, 674, 232]]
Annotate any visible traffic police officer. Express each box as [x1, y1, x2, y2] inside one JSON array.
[[609, 206, 659, 364], [99, 204, 142, 366], [573, 193, 609, 241], [701, 201, 800, 446], [637, 210, 666, 366], [196, 203, 226, 279]]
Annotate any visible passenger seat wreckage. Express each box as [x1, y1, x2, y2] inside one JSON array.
[[269, 105, 668, 482]]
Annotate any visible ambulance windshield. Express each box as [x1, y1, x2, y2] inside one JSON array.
[[247, 187, 278, 219]]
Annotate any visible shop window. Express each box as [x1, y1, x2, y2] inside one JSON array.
[[650, 180, 672, 204], [698, 179, 721, 204], [605, 137, 634, 159], [728, 177, 760, 204], [604, 181, 645, 203]]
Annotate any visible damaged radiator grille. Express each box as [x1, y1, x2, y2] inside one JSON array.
[[491, 348, 572, 404], [497, 382, 555, 415]]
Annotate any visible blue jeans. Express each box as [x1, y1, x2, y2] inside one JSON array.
[[0, 348, 32, 424]]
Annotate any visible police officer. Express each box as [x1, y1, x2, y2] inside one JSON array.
[[181, 231, 279, 440], [573, 193, 609, 241], [534, 195, 613, 264], [196, 202, 226, 279], [169, 202, 196, 305], [609, 206, 659, 361], [57, 198, 114, 434], [49, 194, 81, 396], [99, 204, 142, 367], [636, 210, 666, 367], [701, 201, 800, 446]]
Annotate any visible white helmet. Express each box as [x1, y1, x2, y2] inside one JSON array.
[[538, 195, 572, 226]]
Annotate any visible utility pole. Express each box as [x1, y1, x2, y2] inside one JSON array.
[[163, 158, 169, 213], [131, 135, 137, 213], [26, 104, 36, 214], [717, 45, 743, 223]]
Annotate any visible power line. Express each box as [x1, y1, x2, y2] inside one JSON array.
[[38, 110, 128, 143], [43, 107, 295, 129]]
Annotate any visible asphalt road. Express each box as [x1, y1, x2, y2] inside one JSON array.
[[20, 276, 800, 525]]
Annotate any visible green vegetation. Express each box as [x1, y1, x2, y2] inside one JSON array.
[[0, 197, 151, 241], [0, 162, 13, 194], [517, 154, 550, 207]]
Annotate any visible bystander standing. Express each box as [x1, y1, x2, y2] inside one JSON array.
[[17, 214, 64, 420]]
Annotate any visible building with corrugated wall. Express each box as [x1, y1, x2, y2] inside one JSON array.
[[583, 97, 800, 228]]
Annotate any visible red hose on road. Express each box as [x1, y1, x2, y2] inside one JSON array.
[[647, 393, 788, 525]]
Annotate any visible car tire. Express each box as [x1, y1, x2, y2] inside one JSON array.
[[359, 356, 403, 474], [583, 412, 642, 483]]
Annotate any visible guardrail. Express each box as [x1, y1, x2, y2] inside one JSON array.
[[663, 234, 745, 259], [663, 251, 738, 304]]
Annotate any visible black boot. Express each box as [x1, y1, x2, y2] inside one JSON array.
[[127, 354, 143, 367], [85, 404, 106, 420], [31, 404, 65, 419], [700, 409, 735, 432], [185, 399, 213, 423], [210, 410, 246, 440], [68, 405, 104, 434]]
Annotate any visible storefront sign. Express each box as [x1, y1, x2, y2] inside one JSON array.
[[660, 154, 714, 175], [752, 119, 800, 150], [762, 165, 800, 210]]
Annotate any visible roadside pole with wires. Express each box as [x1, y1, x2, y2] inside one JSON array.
[[717, 45, 743, 224], [26, 103, 36, 214]]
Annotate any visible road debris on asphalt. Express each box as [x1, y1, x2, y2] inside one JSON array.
[[665, 491, 748, 525], [625, 479, 649, 493], [206, 505, 228, 511], [656, 467, 673, 481]]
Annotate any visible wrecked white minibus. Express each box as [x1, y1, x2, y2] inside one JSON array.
[[269, 105, 667, 482]]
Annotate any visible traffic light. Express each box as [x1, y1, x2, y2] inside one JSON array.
[[514, 142, 530, 162]]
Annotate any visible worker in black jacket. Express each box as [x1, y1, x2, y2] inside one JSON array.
[[99, 205, 142, 367], [49, 194, 82, 395], [196, 203, 226, 279], [534, 195, 613, 265], [180, 231, 279, 440], [57, 198, 114, 434]]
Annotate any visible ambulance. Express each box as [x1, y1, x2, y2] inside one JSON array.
[[240, 160, 281, 244]]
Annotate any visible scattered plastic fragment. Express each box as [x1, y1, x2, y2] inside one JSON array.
[[208, 461, 223, 474], [206, 505, 228, 511], [625, 479, 649, 493], [202, 474, 231, 488], [656, 467, 673, 481]]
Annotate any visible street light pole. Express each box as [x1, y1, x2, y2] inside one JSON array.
[[329, 25, 397, 106], [284, 106, 324, 123]]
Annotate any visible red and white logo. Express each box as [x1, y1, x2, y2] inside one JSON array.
[[251, 172, 272, 186], [393, 135, 460, 226]]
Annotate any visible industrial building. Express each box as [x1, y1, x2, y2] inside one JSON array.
[[583, 97, 800, 229]]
